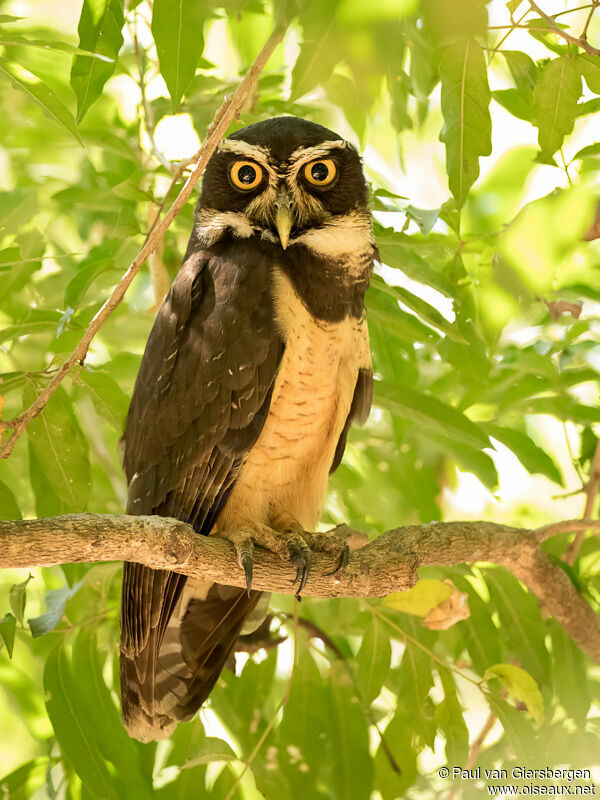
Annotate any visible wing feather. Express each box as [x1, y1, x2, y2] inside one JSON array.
[[120, 239, 283, 740]]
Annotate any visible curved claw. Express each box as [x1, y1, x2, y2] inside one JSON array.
[[295, 559, 310, 596], [242, 553, 254, 596], [323, 541, 350, 577], [288, 541, 311, 598]]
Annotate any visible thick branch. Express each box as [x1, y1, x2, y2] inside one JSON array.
[[0, 20, 288, 459], [1, 514, 599, 664]]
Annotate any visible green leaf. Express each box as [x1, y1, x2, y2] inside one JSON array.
[[0, 34, 115, 60], [383, 579, 453, 617], [29, 583, 81, 637], [356, 617, 391, 704], [485, 424, 563, 485], [44, 644, 120, 800], [25, 384, 91, 512], [0, 612, 16, 658], [484, 568, 550, 686], [487, 696, 539, 763], [325, 73, 366, 143], [9, 573, 32, 625], [532, 56, 581, 161], [327, 661, 374, 800], [578, 53, 600, 94], [374, 709, 417, 799], [182, 737, 238, 767], [70, 0, 125, 123], [376, 381, 490, 451], [484, 663, 544, 722], [374, 229, 455, 296], [573, 142, 600, 160], [71, 629, 154, 798], [0, 57, 82, 144], [437, 667, 469, 765], [501, 50, 537, 95], [396, 626, 436, 747], [404, 205, 439, 234], [280, 630, 331, 787], [493, 88, 532, 121], [375, 279, 467, 343], [0, 478, 21, 519], [152, 0, 207, 112], [0, 758, 48, 799], [291, 0, 342, 100], [439, 38, 492, 208], [77, 369, 129, 430], [550, 620, 590, 724]]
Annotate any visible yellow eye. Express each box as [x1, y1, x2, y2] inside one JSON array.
[[303, 159, 337, 187], [229, 160, 263, 190]]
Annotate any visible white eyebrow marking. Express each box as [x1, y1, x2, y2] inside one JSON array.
[[216, 139, 279, 187], [287, 139, 354, 166]]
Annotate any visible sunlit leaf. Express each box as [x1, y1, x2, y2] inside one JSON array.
[[578, 53, 600, 94], [484, 663, 544, 721], [0, 478, 21, 519], [291, 0, 342, 100], [376, 382, 490, 451], [0, 57, 82, 143], [384, 580, 453, 617], [356, 617, 391, 703], [24, 384, 91, 512], [70, 0, 125, 123], [439, 38, 492, 207], [9, 573, 32, 625], [29, 583, 81, 637], [437, 667, 469, 764], [152, 0, 207, 112], [532, 56, 581, 162], [485, 424, 563, 485], [0, 612, 16, 658], [44, 644, 121, 799]]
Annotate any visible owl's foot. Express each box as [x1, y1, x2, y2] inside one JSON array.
[[270, 513, 350, 594], [218, 516, 349, 598], [218, 522, 310, 597]]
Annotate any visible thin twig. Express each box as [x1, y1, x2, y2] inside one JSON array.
[[564, 439, 600, 564], [444, 712, 497, 800], [528, 0, 600, 55], [580, 0, 599, 41], [132, 20, 173, 174], [0, 20, 289, 459]]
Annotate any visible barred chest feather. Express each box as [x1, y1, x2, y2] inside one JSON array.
[[217, 266, 371, 531]]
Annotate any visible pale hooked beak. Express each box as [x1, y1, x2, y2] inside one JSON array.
[[274, 190, 293, 250]]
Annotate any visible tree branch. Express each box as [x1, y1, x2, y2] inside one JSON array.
[[0, 20, 289, 459], [528, 0, 600, 56], [1, 514, 599, 664]]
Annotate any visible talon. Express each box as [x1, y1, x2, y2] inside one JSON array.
[[295, 559, 310, 595], [327, 542, 349, 576], [242, 554, 253, 596]]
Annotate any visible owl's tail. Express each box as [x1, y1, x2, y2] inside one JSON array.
[[120, 562, 262, 742]]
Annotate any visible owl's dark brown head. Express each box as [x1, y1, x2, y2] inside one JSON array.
[[196, 116, 370, 252]]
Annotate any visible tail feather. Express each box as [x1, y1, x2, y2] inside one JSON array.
[[120, 564, 262, 742]]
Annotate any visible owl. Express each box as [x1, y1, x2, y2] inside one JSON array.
[[120, 116, 375, 741]]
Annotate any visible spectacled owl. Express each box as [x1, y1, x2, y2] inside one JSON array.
[[120, 116, 375, 741]]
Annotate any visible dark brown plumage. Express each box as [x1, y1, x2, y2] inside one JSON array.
[[120, 116, 375, 741]]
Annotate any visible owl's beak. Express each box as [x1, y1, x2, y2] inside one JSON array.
[[274, 191, 293, 250]]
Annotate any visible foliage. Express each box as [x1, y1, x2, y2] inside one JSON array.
[[1, 0, 600, 797]]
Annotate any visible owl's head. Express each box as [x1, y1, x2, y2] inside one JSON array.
[[196, 116, 371, 254]]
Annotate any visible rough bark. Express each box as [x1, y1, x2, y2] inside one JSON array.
[[1, 513, 599, 663]]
